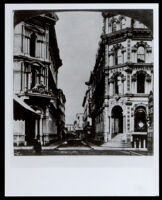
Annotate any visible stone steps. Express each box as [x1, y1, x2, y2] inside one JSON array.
[[102, 133, 132, 148]]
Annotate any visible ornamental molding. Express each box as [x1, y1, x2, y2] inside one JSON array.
[[102, 28, 153, 45], [111, 43, 125, 51], [125, 67, 133, 73], [131, 74, 137, 81], [131, 70, 151, 82], [146, 74, 152, 82], [132, 41, 152, 53], [109, 16, 126, 26], [110, 71, 125, 81], [118, 15, 126, 22]]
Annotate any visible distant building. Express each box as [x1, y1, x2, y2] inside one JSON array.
[[82, 87, 93, 139], [13, 12, 66, 146], [83, 13, 153, 149], [73, 113, 84, 139], [74, 113, 84, 130], [65, 124, 75, 132]]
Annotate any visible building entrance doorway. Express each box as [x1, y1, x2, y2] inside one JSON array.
[[111, 106, 123, 135], [25, 118, 35, 145], [134, 106, 147, 132]]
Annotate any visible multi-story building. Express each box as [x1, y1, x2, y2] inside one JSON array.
[[57, 89, 66, 140], [82, 86, 93, 139], [74, 113, 84, 130], [84, 13, 153, 149], [147, 91, 153, 153], [13, 12, 66, 146], [73, 113, 84, 139]]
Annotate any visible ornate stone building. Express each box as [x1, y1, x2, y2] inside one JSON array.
[[13, 12, 66, 146], [84, 13, 153, 149]]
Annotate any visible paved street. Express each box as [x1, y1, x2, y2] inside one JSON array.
[[14, 149, 148, 156], [14, 139, 149, 156]]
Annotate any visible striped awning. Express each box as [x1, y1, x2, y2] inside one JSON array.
[[13, 95, 40, 119]]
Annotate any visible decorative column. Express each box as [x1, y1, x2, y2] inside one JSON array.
[[103, 107, 109, 142], [39, 114, 43, 145], [146, 74, 152, 94], [109, 116, 111, 139], [131, 108, 134, 132], [35, 120, 38, 139], [139, 139, 141, 149], [121, 76, 126, 95], [143, 139, 146, 149], [118, 76, 122, 95], [109, 78, 114, 96], [132, 74, 137, 94], [123, 115, 126, 133], [103, 68, 109, 142], [20, 62, 24, 93], [111, 117, 114, 136], [46, 67, 49, 90], [105, 44, 109, 67]]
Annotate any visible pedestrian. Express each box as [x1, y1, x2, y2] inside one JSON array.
[[33, 139, 42, 155]]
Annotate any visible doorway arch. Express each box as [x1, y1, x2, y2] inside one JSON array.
[[111, 105, 123, 135], [134, 106, 147, 132]]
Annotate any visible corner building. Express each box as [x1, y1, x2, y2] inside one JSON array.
[[85, 13, 153, 149], [13, 12, 66, 146]]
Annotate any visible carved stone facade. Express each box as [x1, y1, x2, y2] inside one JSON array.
[[83, 14, 153, 150], [13, 12, 66, 146]]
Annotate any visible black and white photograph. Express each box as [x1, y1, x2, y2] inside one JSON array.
[[5, 3, 159, 196], [13, 8, 154, 156]]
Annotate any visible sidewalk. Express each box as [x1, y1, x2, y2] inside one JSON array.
[[14, 140, 63, 150], [87, 141, 148, 152]]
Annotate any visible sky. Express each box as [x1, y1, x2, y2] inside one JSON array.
[[55, 12, 103, 124]]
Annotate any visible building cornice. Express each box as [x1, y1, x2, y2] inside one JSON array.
[[101, 28, 153, 45], [14, 54, 51, 65], [109, 62, 153, 70]]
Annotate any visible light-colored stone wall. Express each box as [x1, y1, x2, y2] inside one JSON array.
[[13, 120, 26, 145], [13, 61, 22, 93]]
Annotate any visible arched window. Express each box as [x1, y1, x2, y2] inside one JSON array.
[[137, 73, 145, 93], [112, 22, 117, 32], [111, 106, 123, 134], [134, 106, 147, 132], [117, 49, 123, 64], [137, 46, 145, 63], [30, 32, 37, 57]]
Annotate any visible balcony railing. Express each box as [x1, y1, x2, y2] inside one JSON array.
[[25, 83, 54, 98]]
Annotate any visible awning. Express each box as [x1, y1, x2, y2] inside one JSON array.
[[13, 95, 40, 120]]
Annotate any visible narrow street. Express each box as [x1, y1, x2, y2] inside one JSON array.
[[14, 137, 148, 156], [13, 10, 154, 156]]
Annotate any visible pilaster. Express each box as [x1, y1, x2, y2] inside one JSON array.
[[39, 114, 43, 145]]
